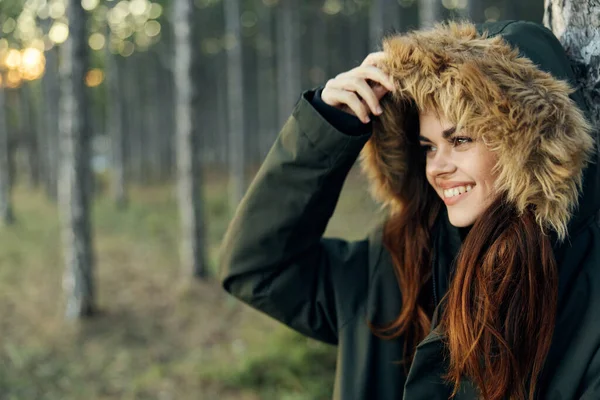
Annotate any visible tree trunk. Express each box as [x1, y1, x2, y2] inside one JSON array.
[[174, 0, 207, 278], [105, 5, 127, 208], [543, 0, 600, 130], [418, 0, 444, 28], [276, 0, 301, 128], [59, 0, 96, 318], [19, 84, 40, 188], [466, 0, 484, 23], [0, 84, 14, 225], [43, 46, 60, 201], [370, 0, 399, 49], [255, 2, 277, 161], [225, 0, 246, 211]]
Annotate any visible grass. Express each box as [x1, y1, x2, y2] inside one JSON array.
[[0, 164, 383, 400]]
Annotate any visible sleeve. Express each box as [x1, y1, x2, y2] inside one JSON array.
[[218, 90, 373, 345], [309, 88, 372, 136]]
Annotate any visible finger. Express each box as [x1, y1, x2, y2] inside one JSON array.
[[355, 65, 395, 91], [361, 51, 388, 67], [371, 84, 390, 101], [336, 76, 382, 115], [335, 89, 371, 123]]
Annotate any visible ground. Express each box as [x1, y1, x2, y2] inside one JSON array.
[[0, 164, 383, 400]]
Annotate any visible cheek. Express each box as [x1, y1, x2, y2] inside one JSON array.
[[425, 165, 435, 187], [472, 156, 498, 190]]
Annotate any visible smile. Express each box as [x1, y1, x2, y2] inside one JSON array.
[[442, 184, 474, 205]]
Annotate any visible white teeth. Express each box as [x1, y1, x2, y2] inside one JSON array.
[[443, 184, 474, 199]]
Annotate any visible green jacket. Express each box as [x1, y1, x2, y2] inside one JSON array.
[[219, 21, 600, 399]]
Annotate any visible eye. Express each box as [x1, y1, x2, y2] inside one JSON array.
[[420, 144, 436, 153], [451, 136, 472, 147]]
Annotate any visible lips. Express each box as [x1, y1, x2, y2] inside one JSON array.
[[440, 183, 475, 206]]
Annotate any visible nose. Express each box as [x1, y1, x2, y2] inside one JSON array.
[[427, 148, 456, 177]]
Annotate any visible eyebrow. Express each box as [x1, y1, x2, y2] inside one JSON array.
[[419, 127, 457, 142]]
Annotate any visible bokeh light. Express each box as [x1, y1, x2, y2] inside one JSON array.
[[129, 0, 149, 16], [30, 39, 46, 52], [322, 0, 342, 15], [2, 18, 17, 34], [7, 69, 22, 88], [20, 48, 45, 80], [49, 22, 69, 44], [4, 49, 22, 69], [49, 0, 66, 19], [85, 68, 104, 87], [119, 40, 135, 57], [89, 33, 106, 50], [82, 0, 100, 11], [144, 20, 161, 37], [485, 6, 501, 21], [148, 3, 162, 19]]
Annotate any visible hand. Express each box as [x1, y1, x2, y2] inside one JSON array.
[[321, 52, 395, 124]]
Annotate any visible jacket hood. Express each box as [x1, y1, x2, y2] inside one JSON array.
[[360, 20, 597, 240]]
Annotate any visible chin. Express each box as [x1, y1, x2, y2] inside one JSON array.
[[447, 210, 479, 228]]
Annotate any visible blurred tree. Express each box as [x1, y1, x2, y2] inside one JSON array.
[[419, 0, 444, 27], [59, 0, 96, 318], [467, 0, 484, 22], [225, 0, 246, 210], [255, 0, 277, 161], [370, 0, 400, 48], [0, 83, 15, 226], [19, 83, 39, 188], [276, 0, 301, 128], [40, 18, 60, 201], [174, 0, 207, 277], [543, 0, 599, 128], [105, 2, 127, 209]]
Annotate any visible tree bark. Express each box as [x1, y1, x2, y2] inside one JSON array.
[[543, 0, 600, 131], [225, 0, 246, 210], [276, 0, 301, 128], [418, 0, 444, 28], [0, 84, 14, 225], [174, 0, 207, 278], [43, 46, 60, 201], [105, 4, 127, 208], [256, 1, 277, 162], [18, 84, 40, 188], [59, 0, 96, 318]]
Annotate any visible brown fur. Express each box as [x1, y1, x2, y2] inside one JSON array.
[[359, 21, 594, 240]]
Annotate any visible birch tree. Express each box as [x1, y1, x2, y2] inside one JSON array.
[[41, 39, 60, 201], [225, 0, 246, 211], [276, 0, 301, 128], [174, 0, 207, 277], [59, 0, 96, 318], [543, 0, 600, 130], [419, 0, 444, 28], [105, 3, 127, 208], [0, 82, 14, 225]]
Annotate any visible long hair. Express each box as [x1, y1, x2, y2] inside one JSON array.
[[369, 103, 558, 400]]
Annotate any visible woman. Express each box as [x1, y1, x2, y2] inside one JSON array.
[[219, 20, 600, 399]]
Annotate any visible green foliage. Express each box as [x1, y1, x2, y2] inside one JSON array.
[[213, 329, 337, 400]]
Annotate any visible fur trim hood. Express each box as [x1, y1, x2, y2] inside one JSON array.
[[360, 20, 597, 240]]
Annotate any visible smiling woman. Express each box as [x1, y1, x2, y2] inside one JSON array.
[[220, 20, 600, 400]]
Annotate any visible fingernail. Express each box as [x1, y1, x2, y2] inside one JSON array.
[[376, 106, 383, 114], [364, 117, 371, 123]]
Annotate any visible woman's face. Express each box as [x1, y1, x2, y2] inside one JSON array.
[[419, 111, 499, 227]]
